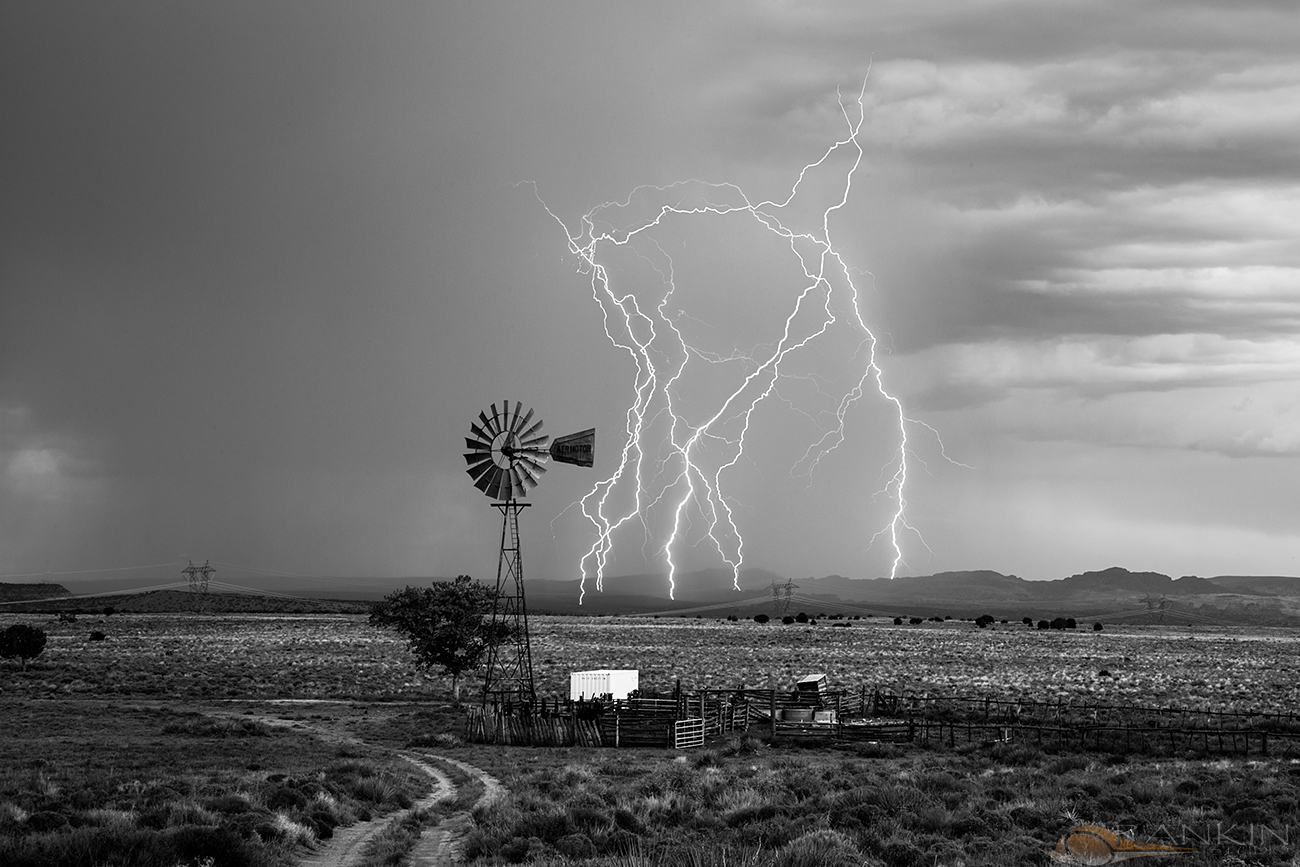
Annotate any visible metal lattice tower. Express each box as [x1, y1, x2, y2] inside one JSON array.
[[771, 578, 798, 617], [481, 501, 536, 707], [1142, 593, 1171, 624], [182, 560, 215, 611]]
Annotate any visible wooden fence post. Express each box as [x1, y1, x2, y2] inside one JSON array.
[[770, 691, 777, 739]]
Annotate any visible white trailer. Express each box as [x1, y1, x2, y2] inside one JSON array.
[[569, 669, 639, 700]]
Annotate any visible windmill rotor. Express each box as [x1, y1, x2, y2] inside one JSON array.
[[464, 400, 551, 501], [465, 401, 595, 501]]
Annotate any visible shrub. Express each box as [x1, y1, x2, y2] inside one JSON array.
[[1022, 617, 1033, 626], [89, 631, 107, 641], [350, 776, 409, 808], [893, 617, 903, 626], [753, 614, 770, 624], [1093, 622, 1103, 631], [794, 612, 809, 624], [908, 617, 923, 625], [555, 832, 596, 858], [773, 829, 865, 867], [781, 616, 796, 625], [1036, 620, 1049, 630], [265, 785, 309, 812], [1, 624, 47, 670]]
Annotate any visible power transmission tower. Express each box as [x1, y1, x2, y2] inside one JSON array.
[[770, 578, 798, 617], [1142, 593, 1171, 624], [182, 560, 215, 612]]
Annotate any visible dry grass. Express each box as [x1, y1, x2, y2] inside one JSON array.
[[457, 736, 1299, 867], [0, 702, 429, 867]]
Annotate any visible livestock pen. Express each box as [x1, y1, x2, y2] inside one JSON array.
[[463, 683, 1300, 757]]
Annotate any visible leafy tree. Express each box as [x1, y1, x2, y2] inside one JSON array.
[[368, 576, 505, 702], [1, 624, 47, 670]]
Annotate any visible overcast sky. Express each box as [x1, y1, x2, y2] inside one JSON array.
[[3, 1, 1297, 594]]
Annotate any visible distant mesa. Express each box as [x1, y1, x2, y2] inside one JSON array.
[[5, 565, 1297, 621], [526, 565, 1300, 623], [0, 582, 70, 602]]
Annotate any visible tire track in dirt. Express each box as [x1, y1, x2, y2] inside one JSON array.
[[404, 755, 504, 866], [208, 707, 503, 867], [299, 755, 452, 867]]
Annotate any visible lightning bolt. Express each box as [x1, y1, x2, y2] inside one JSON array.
[[535, 80, 953, 602]]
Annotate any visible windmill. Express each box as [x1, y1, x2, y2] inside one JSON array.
[[464, 400, 593, 707]]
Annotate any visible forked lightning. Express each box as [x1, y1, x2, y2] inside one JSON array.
[[536, 81, 951, 601]]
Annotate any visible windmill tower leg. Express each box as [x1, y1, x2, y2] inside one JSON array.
[[482, 500, 537, 709]]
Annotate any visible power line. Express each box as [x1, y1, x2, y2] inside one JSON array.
[[0, 562, 176, 579]]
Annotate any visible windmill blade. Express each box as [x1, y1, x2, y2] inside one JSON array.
[[516, 407, 535, 435], [470, 422, 491, 444], [517, 452, 548, 470], [507, 401, 524, 436], [517, 457, 548, 486], [480, 464, 499, 498], [508, 466, 527, 499], [494, 467, 513, 501], [520, 433, 550, 449], [489, 403, 504, 437], [516, 461, 541, 489], [488, 465, 509, 499], [478, 409, 496, 436], [468, 458, 495, 483], [519, 418, 544, 442], [464, 451, 493, 468], [472, 463, 496, 492], [464, 437, 491, 452]]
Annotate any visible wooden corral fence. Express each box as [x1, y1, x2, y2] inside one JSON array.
[[464, 686, 1300, 757], [464, 692, 748, 748], [749, 688, 1300, 757]]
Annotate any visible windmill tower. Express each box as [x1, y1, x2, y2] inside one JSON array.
[[464, 401, 593, 708]]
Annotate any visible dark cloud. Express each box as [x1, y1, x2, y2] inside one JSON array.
[[2, 1, 1297, 583]]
